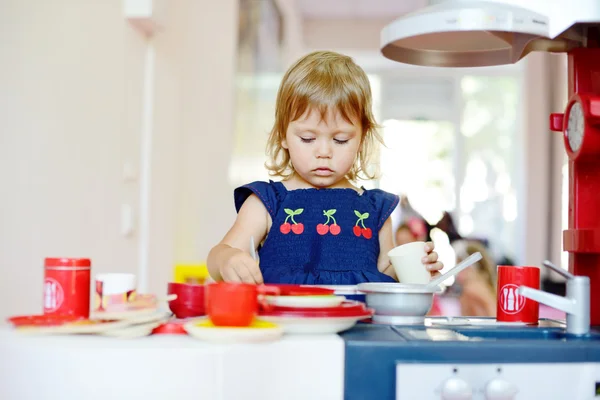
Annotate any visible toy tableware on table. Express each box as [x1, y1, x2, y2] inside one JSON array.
[[184, 318, 283, 343], [205, 282, 279, 327], [167, 282, 206, 318], [94, 273, 137, 312], [43, 257, 91, 318], [497, 265, 541, 324], [258, 301, 373, 334], [265, 295, 345, 308]]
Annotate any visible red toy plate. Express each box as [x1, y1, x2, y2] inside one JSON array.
[[268, 300, 366, 313], [8, 314, 90, 327], [259, 301, 372, 318]]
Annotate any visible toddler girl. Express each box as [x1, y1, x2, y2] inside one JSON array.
[[207, 51, 443, 284]]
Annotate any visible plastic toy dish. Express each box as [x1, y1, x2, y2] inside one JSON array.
[[184, 318, 284, 343], [310, 285, 360, 295], [268, 284, 335, 296], [265, 295, 345, 308], [151, 321, 188, 335], [310, 285, 366, 303], [100, 321, 161, 339], [7, 314, 130, 335], [8, 314, 87, 327], [258, 301, 373, 334], [167, 282, 205, 318], [261, 300, 367, 314], [258, 314, 371, 334], [7, 311, 171, 336]]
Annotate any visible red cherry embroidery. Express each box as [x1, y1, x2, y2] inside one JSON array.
[[317, 224, 329, 235], [353, 210, 371, 239], [281, 208, 304, 235], [292, 223, 304, 234], [280, 222, 291, 234], [330, 224, 341, 236], [317, 209, 340, 236]]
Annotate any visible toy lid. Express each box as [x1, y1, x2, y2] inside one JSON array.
[[44, 257, 91, 267]]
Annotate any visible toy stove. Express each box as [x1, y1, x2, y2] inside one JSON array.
[[339, 1, 600, 399], [342, 318, 600, 399]]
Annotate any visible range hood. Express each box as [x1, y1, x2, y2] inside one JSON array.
[[381, 0, 600, 67]]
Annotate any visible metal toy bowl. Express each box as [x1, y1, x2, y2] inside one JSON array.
[[356, 283, 445, 319]]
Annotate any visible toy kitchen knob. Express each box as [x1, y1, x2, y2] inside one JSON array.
[[440, 377, 472, 399], [484, 378, 518, 400]]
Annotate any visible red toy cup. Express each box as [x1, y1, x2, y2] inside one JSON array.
[[205, 282, 279, 327], [496, 265, 541, 324], [167, 282, 206, 319]]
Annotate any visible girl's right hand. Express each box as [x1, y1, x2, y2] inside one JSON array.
[[220, 250, 264, 284]]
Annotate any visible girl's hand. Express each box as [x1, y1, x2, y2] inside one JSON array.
[[220, 250, 264, 284], [422, 241, 443, 278]]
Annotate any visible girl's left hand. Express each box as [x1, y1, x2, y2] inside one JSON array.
[[422, 241, 443, 277]]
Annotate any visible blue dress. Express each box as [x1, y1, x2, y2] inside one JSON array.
[[234, 181, 399, 285]]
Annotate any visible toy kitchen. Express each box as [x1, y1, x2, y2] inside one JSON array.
[[339, 0, 600, 399], [2, 1, 600, 400]]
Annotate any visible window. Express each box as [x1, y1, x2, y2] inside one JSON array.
[[375, 70, 523, 268], [458, 76, 521, 263]]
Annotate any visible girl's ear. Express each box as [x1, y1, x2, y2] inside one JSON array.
[[281, 135, 289, 149]]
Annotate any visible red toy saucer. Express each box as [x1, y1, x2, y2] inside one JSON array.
[[268, 300, 366, 313], [7, 314, 90, 327], [259, 301, 372, 318]]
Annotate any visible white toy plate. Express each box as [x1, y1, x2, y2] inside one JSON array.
[[99, 321, 161, 338], [265, 295, 345, 308]]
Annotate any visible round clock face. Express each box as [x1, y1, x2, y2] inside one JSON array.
[[566, 101, 584, 153]]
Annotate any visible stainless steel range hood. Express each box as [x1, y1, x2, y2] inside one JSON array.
[[381, 0, 597, 67]]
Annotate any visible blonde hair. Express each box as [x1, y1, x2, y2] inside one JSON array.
[[266, 51, 383, 181], [454, 240, 497, 297]]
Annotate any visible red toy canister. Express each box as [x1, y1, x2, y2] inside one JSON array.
[[43, 258, 91, 318], [496, 265, 540, 324]]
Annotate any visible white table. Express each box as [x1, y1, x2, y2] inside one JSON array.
[[0, 327, 345, 400]]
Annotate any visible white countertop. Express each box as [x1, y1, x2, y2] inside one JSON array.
[[0, 327, 345, 400]]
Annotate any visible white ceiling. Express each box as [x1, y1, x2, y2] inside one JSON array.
[[295, 0, 429, 19]]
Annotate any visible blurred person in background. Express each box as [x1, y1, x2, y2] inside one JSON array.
[[435, 211, 463, 244], [452, 239, 497, 317], [395, 218, 428, 246], [435, 210, 516, 267], [394, 197, 443, 316], [395, 195, 432, 246]]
